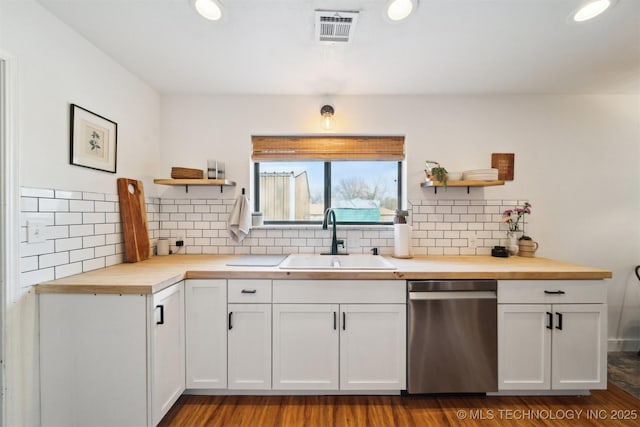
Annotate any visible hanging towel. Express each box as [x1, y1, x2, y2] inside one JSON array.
[[228, 193, 252, 242]]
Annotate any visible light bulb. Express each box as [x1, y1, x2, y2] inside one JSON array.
[[193, 0, 222, 21], [320, 105, 334, 130], [573, 0, 611, 22], [387, 0, 414, 21]]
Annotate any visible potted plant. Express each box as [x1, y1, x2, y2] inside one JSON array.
[[424, 161, 448, 189]]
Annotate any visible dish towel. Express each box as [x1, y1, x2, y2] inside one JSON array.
[[228, 193, 252, 242]]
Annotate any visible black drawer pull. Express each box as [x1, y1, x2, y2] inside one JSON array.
[[241, 289, 257, 294], [342, 312, 346, 331], [546, 312, 553, 330], [156, 305, 164, 325], [544, 290, 566, 295], [333, 312, 337, 330], [228, 312, 233, 330], [556, 312, 563, 330]]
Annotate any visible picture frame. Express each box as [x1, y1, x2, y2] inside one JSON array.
[[70, 104, 117, 173]]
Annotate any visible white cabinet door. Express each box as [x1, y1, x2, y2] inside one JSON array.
[[498, 304, 551, 390], [228, 303, 272, 390], [551, 304, 607, 390], [40, 293, 148, 427], [340, 304, 406, 390], [152, 282, 185, 426], [185, 279, 228, 389], [272, 304, 339, 390]]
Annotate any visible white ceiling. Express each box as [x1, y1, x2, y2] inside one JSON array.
[[36, 0, 640, 95]]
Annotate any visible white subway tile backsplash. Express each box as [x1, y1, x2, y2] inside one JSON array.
[[83, 257, 105, 272], [39, 252, 70, 268], [83, 212, 106, 224], [21, 197, 38, 212], [20, 186, 529, 287], [82, 192, 105, 201], [54, 190, 82, 200], [55, 262, 83, 279], [21, 268, 54, 287], [55, 237, 83, 252], [69, 224, 94, 237], [55, 212, 82, 225], [21, 187, 54, 198], [39, 198, 69, 212], [21, 240, 55, 257], [70, 200, 94, 212]]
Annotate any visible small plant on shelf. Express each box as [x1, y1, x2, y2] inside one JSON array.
[[425, 161, 448, 189]]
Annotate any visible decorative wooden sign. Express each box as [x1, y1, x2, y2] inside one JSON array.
[[491, 153, 515, 181]]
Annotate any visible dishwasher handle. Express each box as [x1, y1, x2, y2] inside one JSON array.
[[409, 291, 497, 300]]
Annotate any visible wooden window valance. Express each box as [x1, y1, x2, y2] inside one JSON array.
[[251, 136, 405, 161]]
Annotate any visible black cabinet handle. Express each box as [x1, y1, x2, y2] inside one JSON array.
[[556, 312, 563, 330], [342, 312, 346, 331], [544, 290, 566, 295], [546, 312, 553, 330], [156, 305, 164, 325], [333, 312, 337, 330], [228, 312, 233, 330], [241, 289, 257, 294]]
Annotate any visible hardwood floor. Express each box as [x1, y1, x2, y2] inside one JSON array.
[[159, 383, 639, 427]]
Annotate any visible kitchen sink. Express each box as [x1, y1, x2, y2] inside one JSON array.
[[278, 254, 396, 270]]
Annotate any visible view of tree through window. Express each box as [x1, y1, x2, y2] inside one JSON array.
[[256, 160, 400, 223]]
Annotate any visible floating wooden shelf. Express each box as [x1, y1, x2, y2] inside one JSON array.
[[420, 180, 505, 194], [153, 178, 236, 193]]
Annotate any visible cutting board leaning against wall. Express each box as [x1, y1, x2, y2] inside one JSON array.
[[117, 178, 150, 262]]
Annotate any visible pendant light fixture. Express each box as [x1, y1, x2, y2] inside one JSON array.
[[192, 0, 223, 21], [572, 0, 614, 22], [320, 105, 335, 130], [386, 0, 415, 21]]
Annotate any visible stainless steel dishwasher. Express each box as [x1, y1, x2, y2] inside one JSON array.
[[407, 280, 498, 394]]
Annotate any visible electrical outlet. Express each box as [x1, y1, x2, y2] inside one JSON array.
[[468, 233, 477, 249], [27, 220, 47, 243]]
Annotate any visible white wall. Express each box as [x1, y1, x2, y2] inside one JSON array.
[[1, 0, 161, 195], [0, 1, 162, 425], [160, 93, 640, 347]]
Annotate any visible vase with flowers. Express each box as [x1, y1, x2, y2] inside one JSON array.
[[501, 202, 532, 255]]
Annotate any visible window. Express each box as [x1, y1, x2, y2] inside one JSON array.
[[252, 136, 404, 225]]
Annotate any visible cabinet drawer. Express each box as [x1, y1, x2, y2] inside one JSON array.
[[228, 279, 272, 303], [273, 280, 405, 304], [498, 280, 606, 304]]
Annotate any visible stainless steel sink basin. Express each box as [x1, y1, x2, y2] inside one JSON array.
[[278, 254, 396, 270]]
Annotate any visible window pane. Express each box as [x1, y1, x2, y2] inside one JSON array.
[[331, 161, 398, 223], [258, 161, 324, 221]]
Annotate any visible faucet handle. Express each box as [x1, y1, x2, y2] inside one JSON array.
[[370, 247, 379, 256], [336, 239, 345, 248]]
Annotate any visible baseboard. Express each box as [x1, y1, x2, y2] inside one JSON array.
[[608, 339, 640, 352]]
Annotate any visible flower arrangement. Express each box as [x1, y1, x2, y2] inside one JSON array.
[[502, 202, 532, 238]]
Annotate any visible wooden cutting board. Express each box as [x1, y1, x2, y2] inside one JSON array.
[[117, 178, 150, 263]]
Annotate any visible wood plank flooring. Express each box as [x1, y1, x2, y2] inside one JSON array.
[[159, 383, 639, 427]]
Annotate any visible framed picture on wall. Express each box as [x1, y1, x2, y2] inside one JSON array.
[[70, 104, 117, 173]]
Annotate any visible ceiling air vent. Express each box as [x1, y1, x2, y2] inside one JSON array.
[[315, 10, 359, 44]]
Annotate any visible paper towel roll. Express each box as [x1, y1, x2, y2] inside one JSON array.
[[393, 224, 411, 258]]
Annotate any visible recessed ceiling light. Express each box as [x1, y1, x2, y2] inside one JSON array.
[[387, 0, 415, 22], [193, 0, 222, 21], [573, 0, 613, 22]]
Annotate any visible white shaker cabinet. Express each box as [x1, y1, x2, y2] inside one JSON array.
[[185, 279, 227, 389], [498, 281, 607, 391], [227, 279, 272, 389], [340, 304, 406, 390], [39, 281, 185, 427], [272, 280, 406, 392], [152, 282, 186, 425], [272, 303, 340, 390]]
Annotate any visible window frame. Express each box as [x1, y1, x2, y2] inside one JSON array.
[[253, 160, 403, 225]]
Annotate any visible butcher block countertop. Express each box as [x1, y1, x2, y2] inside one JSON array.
[[34, 255, 612, 295]]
